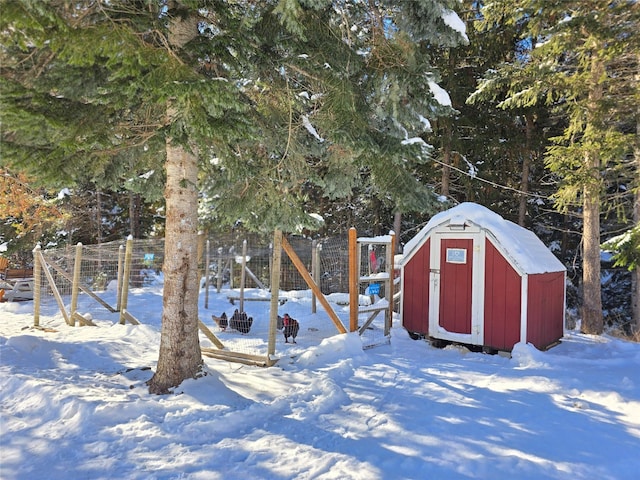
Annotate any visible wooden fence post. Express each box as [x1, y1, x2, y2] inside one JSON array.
[[216, 247, 223, 293], [267, 229, 283, 366], [311, 240, 318, 314], [119, 236, 133, 325], [386, 231, 395, 335], [70, 243, 83, 326], [117, 245, 124, 312], [239, 239, 247, 313], [349, 227, 358, 332], [32, 244, 41, 327], [204, 239, 210, 309]]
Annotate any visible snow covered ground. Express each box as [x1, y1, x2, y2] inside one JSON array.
[[1, 280, 639, 479]]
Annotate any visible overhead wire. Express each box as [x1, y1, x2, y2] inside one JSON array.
[[429, 156, 550, 200]]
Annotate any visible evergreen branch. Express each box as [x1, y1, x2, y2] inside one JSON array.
[[281, 73, 294, 166], [284, 62, 323, 83], [34, 51, 56, 79]]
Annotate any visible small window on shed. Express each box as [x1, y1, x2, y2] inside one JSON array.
[[446, 248, 467, 264]]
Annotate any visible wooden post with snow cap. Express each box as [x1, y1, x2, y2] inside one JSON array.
[[32, 244, 41, 327], [267, 229, 283, 365], [70, 243, 82, 326], [116, 244, 124, 312], [119, 236, 133, 325], [349, 228, 358, 332]]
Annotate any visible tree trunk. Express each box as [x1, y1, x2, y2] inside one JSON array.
[[518, 114, 534, 227], [634, 112, 640, 334], [581, 57, 604, 335], [440, 119, 452, 198], [129, 193, 141, 239], [147, 3, 204, 394], [581, 178, 603, 334], [393, 211, 402, 253], [96, 189, 103, 244], [148, 139, 202, 394]]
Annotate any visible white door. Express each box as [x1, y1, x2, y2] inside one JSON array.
[[429, 230, 484, 345]]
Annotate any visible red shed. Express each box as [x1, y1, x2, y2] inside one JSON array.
[[400, 203, 566, 351]]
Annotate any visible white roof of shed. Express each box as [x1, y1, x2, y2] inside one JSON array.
[[402, 203, 565, 275]]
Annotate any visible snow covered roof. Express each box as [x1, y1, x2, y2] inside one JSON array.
[[402, 203, 565, 275]]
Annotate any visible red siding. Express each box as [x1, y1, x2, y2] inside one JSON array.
[[526, 272, 565, 349], [402, 238, 430, 335], [402, 228, 565, 351], [439, 238, 473, 334], [484, 239, 521, 350]]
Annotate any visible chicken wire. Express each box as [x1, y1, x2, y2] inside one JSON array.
[[201, 233, 351, 295], [37, 239, 164, 306], [199, 233, 353, 360], [201, 233, 396, 356], [35, 232, 396, 361]]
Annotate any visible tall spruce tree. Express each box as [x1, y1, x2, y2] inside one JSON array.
[[199, 0, 469, 238], [464, 0, 551, 226], [1, 1, 251, 393], [1, 0, 471, 391], [473, 0, 639, 335]]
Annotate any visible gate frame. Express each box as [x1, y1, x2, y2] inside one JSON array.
[[348, 228, 396, 347]]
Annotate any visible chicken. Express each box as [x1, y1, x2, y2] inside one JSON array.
[[282, 313, 299, 344], [212, 312, 228, 331], [230, 308, 253, 334]]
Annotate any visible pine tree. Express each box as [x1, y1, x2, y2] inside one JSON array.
[[1, 1, 251, 393], [464, 0, 552, 226], [472, 0, 639, 335], [198, 0, 470, 241]]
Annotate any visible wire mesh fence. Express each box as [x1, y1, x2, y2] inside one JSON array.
[[353, 237, 396, 349], [33, 231, 398, 363], [198, 233, 355, 362], [36, 239, 165, 311], [201, 233, 351, 295]]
